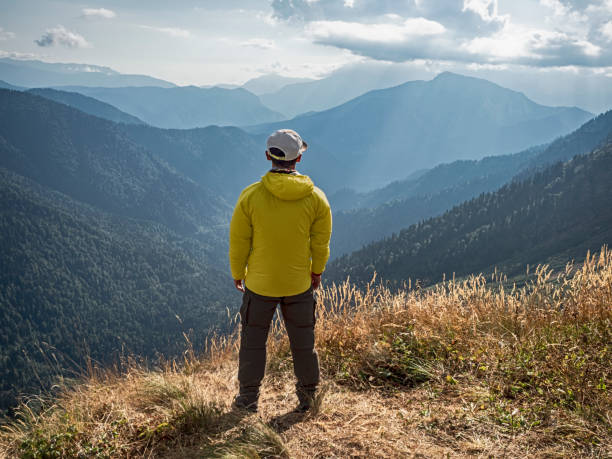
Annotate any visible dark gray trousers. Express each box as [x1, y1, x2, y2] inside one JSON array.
[[238, 286, 319, 404]]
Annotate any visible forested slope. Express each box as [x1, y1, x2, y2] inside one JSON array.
[[330, 110, 612, 257], [0, 89, 257, 414], [0, 89, 230, 245], [328, 143, 612, 285], [0, 168, 235, 415]]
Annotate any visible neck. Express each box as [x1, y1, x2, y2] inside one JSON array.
[[270, 166, 298, 175], [271, 166, 296, 171]]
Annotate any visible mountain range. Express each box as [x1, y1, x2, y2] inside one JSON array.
[[0, 88, 255, 413], [250, 72, 592, 190], [0, 90, 229, 241], [259, 62, 428, 119], [0, 64, 610, 417], [27, 88, 145, 125], [0, 58, 173, 88], [56, 85, 286, 129], [329, 109, 612, 257]]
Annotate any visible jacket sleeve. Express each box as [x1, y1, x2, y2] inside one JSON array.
[[310, 192, 333, 274], [229, 195, 252, 280]]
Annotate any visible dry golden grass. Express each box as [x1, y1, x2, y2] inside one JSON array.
[[1, 247, 610, 458]]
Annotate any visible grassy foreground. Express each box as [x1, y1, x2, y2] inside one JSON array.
[[1, 248, 610, 458]]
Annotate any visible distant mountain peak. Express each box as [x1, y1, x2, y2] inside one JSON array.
[[433, 71, 461, 80], [431, 71, 499, 87]]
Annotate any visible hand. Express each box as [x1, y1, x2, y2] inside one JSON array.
[[234, 279, 245, 293], [311, 272, 322, 290]]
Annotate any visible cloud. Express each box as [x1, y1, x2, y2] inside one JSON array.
[[0, 49, 37, 59], [309, 17, 612, 68], [139, 25, 192, 38], [0, 27, 15, 41], [271, 0, 612, 68], [240, 38, 276, 49], [35, 26, 90, 48], [465, 26, 609, 66], [81, 8, 116, 19], [601, 21, 612, 41], [309, 18, 445, 44], [271, 0, 506, 37]]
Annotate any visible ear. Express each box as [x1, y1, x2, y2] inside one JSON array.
[[265, 150, 272, 161], [296, 154, 302, 163]]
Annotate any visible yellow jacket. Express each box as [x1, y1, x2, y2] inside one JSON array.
[[229, 171, 332, 297]]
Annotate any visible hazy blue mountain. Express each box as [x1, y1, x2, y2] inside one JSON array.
[[120, 124, 344, 206], [329, 109, 612, 257], [0, 167, 234, 414], [58, 85, 286, 129], [250, 72, 592, 191], [27, 88, 146, 125], [523, 110, 612, 172], [121, 124, 267, 203], [327, 142, 612, 286], [0, 58, 174, 88], [260, 62, 426, 119], [0, 89, 230, 242], [329, 146, 544, 212], [329, 148, 542, 257], [0, 79, 23, 90], [243, 74, 314, 96]]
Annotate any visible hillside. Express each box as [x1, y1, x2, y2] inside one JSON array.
[[1, 248, 609, 457], [121, 124, 266, 203], [250, 72, 592, 190], [0, 167, 235, 415], [330, 109, 612, 257], [331, 168, 533, 257], [331, 109, 612, 215], [328, 142, 612, 286], [0, 89, 281, 415], [525, 109, 612, 171], [0, 58, 173, 88], [329, 145, 544, 212], [0, 80, 22, 91], [58, 85, 286, 129], [27, 88, 146, 125], [0, 89, 230, 242]]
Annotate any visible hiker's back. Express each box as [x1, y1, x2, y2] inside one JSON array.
[[230, 171, 330, 297]]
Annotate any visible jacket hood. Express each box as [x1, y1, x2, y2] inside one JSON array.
[[261, 171, 314, 201]]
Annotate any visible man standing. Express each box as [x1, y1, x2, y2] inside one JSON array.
[[229, 129, 332, 413]]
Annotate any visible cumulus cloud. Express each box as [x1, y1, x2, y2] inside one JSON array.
[[271, 0, 506, 37], [271, 0, 612, 68], [309, 18, 445, 43], [0, 27, 15, 41], [465, 26, 609, 67], [139, 25, 192, 38], [35, 26, 91, 48], [240, 38, 276, 49], [601, 21, 612, 41], [81, 8, 116, 19]]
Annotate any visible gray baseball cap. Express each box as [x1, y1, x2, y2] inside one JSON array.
[[266, 129, 308, 161]]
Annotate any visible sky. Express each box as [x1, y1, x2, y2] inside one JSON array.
[[1, 0, 612, 112]]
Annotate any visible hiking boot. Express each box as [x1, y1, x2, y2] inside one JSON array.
[[293, 401, 311, 413], [232, 395, 258, 413], [295, 385, 317, 413]]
